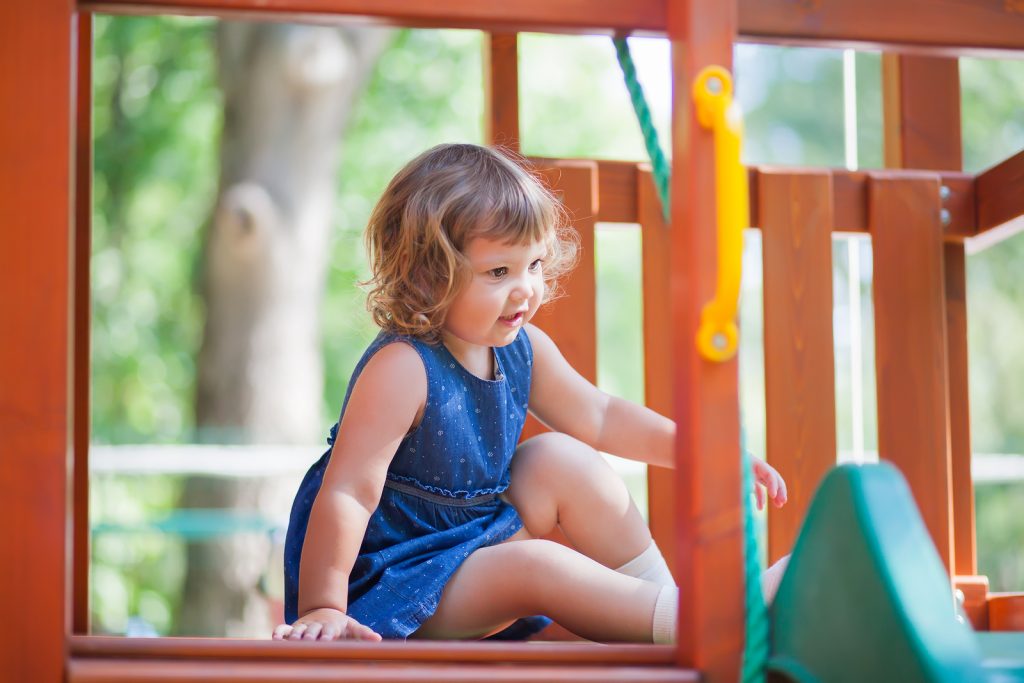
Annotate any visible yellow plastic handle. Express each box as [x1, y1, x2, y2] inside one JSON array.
[[693, 66, 747, 363]]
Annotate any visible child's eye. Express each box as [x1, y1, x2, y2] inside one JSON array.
[[489, 267, 508, 279], [528, 259, 543, 273]]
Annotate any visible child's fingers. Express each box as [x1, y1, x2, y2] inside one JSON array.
[[352, 622, 382, 641], [302, 623, 323, 640], [272, 624, 292, 640], [286, 623, 308, 641], [754, 484, 765, 511], [321, 624, 339, 640], [774, 478, 788, 507]]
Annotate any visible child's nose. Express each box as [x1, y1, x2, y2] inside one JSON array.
[[510, 278, 534, 302]]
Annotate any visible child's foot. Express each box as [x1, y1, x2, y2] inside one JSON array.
[[761, 554, 790, 604]]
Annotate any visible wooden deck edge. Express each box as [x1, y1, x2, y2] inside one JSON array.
[[69, 635, 676, 665], [69, 657, 700, 683]]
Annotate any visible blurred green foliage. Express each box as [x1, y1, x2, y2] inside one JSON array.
[[91, 15, 1024, 635]]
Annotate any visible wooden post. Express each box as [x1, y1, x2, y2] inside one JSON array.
[[74, 10, 94, 636], [639, 167, 676, 578], [759, 170, 838, 564], [0, 0, 77, 680], [869, 172, 955, 574], [882, 54, 972, 576], [483, 32, 520, 152], [667, 0, 744, 678]]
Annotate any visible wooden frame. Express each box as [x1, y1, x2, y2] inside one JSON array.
[[6, 0, 1024, 681], [82, 0, 1024, 55]]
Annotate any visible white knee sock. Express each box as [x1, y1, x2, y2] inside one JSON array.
[[652, 585, 678, 644], [615, 540, 677, 587]]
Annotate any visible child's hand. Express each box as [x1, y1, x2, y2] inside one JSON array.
[[272, 607, 382, 642], [751, 456, 787, 511]]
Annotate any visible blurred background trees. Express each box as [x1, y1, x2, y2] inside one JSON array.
[[90, 14, 1024, 636]]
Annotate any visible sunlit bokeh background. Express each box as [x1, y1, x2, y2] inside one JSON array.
[[90, 17, 1024, 636]]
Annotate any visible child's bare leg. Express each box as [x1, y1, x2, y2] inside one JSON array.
[[504, 432, 653, 570], [413, 538, 664, 641]]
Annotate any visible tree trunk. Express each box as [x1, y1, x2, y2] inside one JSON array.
[[177, 21, 389, 637]]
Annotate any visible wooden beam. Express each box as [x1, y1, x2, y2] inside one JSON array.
[[70, 660, 698, 683], [484, 32, 520, 152], [870, 173, 955, 574], [84, 0, 666, 34], [668, 0, 744, 678], [883, 54, 974, 577], [882, 55, 962, 171], [758, 170, 837, 565], [737, 0, 1024, 57], [975, 148, 1024, 234], [533, 159, 977, 235], [0, 0, 76, 680], [74, 10, 93, 636], [638, 168, 676, 579], [752, 168, 974, 240], [70, 635, 677, 663], [84, 0, 1024, 55]]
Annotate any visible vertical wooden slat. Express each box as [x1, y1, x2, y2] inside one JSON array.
[[945, 244, 975, 576], [0, 0, 76, 680], [523, 161, 598, 440], [882, 54, 974, 576], [759, 170, 837, 564], [870, 173, 955, 574], [667, 0, 744, 678], [483, 32, 519, 152], [882, 55, 962, 171], [638, 167, 676, 578], [74, 9, 93, 635]]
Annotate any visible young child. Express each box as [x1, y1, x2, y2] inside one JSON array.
[[273, 143, 788, 644]]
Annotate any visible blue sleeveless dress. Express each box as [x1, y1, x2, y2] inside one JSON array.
[[283, 328, 551, 639]]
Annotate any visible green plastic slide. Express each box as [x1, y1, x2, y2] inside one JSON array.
[[768, 462, 1024, 682]]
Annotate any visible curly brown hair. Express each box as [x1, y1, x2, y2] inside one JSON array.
[[362, 144, 578, 343]]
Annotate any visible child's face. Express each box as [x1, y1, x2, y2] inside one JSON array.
[[443, 235, 547, 349]]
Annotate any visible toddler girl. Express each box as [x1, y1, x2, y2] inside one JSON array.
[[273, 143, 787, 644]]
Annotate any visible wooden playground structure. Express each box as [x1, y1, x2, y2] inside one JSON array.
[[4, 1, 1024, 681]]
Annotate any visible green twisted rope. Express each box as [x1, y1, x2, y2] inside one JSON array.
[[612, 36, 769, 682], [612, 37, 671, 223]]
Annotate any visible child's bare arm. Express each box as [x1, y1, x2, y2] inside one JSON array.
[[525, 324, 674, 468], [525, 323, 788, 506], [277, 342, 426, 641]]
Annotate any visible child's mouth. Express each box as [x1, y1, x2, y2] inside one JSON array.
[[499, 311, 525, 326]]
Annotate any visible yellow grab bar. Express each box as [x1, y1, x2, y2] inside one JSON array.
[[693, 65, 747, 363]]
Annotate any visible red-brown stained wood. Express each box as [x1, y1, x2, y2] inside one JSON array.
[[882, 54, 974, 576], [0, 0, 76, 679], [988, 593, 1024, 632], [638, 167, 676, 579], [750, 168, 974, 239], [975, 148, 1024, 233], [668, 0, 744, 678], [736, 0, 1024, 56], [758, 170, 837, 564], [523, 161, 597, 441], [85, 0, 1024, 55], [869, 173, 955, 574], [945, 244, 976, 576], [954, 575, 990, 631], [70, 635, 675, 663], [85, 0, 666, 35], [74, 10, 94, 636], [69, 659, 699, 683], [882, 55, 962, 171], [484, 32, 520, 152]]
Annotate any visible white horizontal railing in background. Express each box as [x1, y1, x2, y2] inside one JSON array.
[[91, 445, 1024, 483]]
